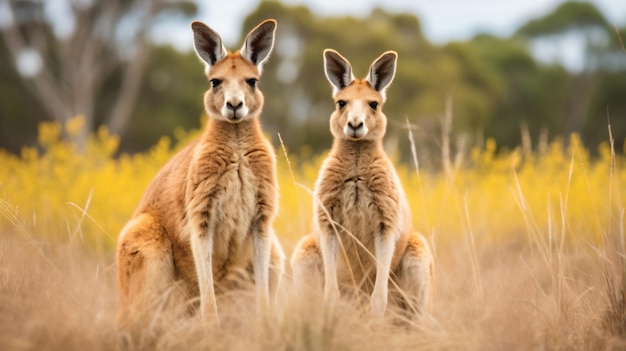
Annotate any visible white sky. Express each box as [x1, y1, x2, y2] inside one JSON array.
[[3, 1, 623, 78], [8, 0, 622, 71], [5, 0, 626, 50], [174, 0, 626, 47], [148, 0, 626, 71]]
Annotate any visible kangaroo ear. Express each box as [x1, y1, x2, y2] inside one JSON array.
[[240, 19, 276, 73], [366, 51, 397, 100], [324, 49, 354, 95], [191, 21, 227, 71]]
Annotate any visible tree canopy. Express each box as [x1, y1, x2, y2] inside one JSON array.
[[0, 0, 198, 148], [517, 1, 609, 37], [0, 0, 624, 165]]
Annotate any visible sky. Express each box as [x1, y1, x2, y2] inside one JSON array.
[[147, 0, 626, 71], [178, 0, 626, 46], [3, 0, 625, 73]]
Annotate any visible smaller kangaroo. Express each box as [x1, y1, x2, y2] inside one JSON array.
[[116, 19, 285, 337], [291, 49, 433, 320]]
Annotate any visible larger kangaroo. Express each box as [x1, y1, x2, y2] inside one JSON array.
[[291, 49, 433, 320], [116, 19, 285, 334]]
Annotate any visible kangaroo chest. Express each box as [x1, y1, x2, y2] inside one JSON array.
[[215, 153, 258, 234], [341, 175, 375, 214], [218, 150, 271, 230], [189, 146, 274, 274], [321, 152, 399, 255], [330, 174, 380, 285], [331, 173, 381, 241]]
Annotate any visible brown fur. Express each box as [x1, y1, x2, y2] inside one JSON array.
[[116, 19, 285, 339], [291, 49, 433, 319]]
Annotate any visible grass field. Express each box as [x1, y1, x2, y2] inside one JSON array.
[[1, 117, 626, 350]]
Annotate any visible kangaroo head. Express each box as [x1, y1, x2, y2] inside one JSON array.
[[192, 19, 276, 123], [324, 49, 397, 141]]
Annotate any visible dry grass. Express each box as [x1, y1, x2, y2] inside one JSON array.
[[2, 117, 626, 349], [0, 234, 118, 350], [2, 222, 626, 350]]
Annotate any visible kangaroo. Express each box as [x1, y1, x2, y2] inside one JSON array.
[[291, 49, 433, 320], [116, 19, 285, 335]]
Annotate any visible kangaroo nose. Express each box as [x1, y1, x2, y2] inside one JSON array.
[[348, 121, 363, 130], [227, 101, 243, 111]]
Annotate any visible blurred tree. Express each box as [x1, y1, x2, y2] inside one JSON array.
[[516, 1, 612, 141], [1, 0, 623, 160], [583, 25, 626, 150], [242, 2, 438, 158], [517, 1, 608, 38], [0, 0, 197, 147], [444, 35, 569, 150], [0, 27, 45, 153], [242, 1, 576, 166], [119, 45, 207, 153]]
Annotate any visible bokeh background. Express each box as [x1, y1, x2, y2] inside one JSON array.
[[2, 2, 626, 350], [1, 0, 625, 163]]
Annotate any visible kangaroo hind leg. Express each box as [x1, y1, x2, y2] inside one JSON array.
[[116, 214, 181, 344], [290, 235, 324, 298], [269, 234, 286, 298], [392, 232, 434, 321]]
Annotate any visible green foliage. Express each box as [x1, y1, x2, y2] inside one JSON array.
[[0, 0, 624, 161], [445, 35, 570, 148], [516, 1, 610, 37], [584, 70, 626, 147], [239, 1, 623, 160], [156, 0, 198, 16], [512, 1, 624, 152], [243, 2, 437, 155], [0, 41, 45, 153], [120, 46, 208, 153]]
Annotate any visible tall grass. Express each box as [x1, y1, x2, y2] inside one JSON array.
[[1, 116, 626, 350]]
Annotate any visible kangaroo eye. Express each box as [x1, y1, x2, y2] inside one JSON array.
[[210, 79, 222, 88], [337, 100, 346, 109], [369, 101, 379, 110], [246, 78, 257, 88]]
